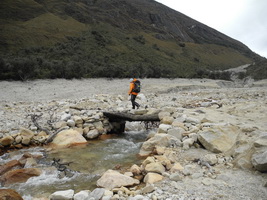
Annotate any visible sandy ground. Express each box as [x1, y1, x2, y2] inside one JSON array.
[[0, 78, 232, 102]]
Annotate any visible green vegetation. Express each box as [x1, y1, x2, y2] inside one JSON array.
[[0, 23, 253, 80], [0, 0, 264, 81]]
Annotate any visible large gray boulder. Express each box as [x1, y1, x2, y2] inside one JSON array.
[[198, 125, 240, 153]]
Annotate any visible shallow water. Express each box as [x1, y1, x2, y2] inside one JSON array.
[[1, 131, 147, 199]]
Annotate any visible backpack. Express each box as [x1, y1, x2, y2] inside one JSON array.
[[132, 80, 141, 93]]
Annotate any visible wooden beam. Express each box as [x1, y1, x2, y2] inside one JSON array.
[[103, 112, 160, 122]]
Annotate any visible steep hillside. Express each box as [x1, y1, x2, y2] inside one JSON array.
[[0, 0, 265, 80]]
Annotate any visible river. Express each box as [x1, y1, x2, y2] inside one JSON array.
[[0, 130, 148, 199]]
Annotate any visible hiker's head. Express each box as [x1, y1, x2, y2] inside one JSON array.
[[130, 78, 133, 82]]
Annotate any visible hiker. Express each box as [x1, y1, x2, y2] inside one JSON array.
[[128, 78, 141, 109]]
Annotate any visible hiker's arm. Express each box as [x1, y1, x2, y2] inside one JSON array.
[[128, 83, 133, 95]]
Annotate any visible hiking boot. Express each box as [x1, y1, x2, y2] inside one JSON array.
[[137, 105, 140, 109]]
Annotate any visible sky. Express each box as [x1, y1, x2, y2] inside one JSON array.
[[155, 0, 267, 58]]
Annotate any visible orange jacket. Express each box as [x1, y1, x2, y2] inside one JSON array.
[[128, 78, 138, 95]]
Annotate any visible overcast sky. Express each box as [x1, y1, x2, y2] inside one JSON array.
[[155, 0, 267, 58]]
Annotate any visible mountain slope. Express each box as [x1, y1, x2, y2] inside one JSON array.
[[0, 0, 265, 80]]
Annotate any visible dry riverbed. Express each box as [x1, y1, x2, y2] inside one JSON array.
[[0, 78, 267, 200]]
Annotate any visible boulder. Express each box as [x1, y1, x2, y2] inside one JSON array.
[[51, 129, 87, 147], [140, 134, 179, 156], [145, 162, 165, 174], [21, 136, 31, 145], [0, 189, 23, 200], [86, 129, 100, 139], [20, 128, 35, 138], [15, 135, 22, 144], [254, 135, 267, 148], [88, 188, 105, 200], [93, 121, 105, 134], [143, 172, 163, 184], [203, 154, 218, 165], [158, 124, 172, 133], [170, 162, 184, 172], [50, 189, 74, 200], [161, 116, 174, 125], [67, 119, 75, 127], [167, 128, 183, 140], [0, 160, 22, 176], [0, 168, 42, 186], [0, 135, 14, 146], [61, 113, 71, 121], [130, 164, 142, 175], [96, 169, 140, 190], [198, 125, 240, 153], [141, 184, 156, 194], [182, 138, 195, 150], [73, 116, 83, 125], [74, 190, 90, 200], [251, 149, 267, 172], [142, 157, 156, 167]]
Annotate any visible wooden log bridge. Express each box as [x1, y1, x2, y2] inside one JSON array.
[[103, 112, 160, 122], [103, 111, 160, 133]]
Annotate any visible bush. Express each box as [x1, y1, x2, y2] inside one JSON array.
[[133, 35, 145, 44]]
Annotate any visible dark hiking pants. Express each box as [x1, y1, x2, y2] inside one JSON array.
[[131, 94, 140, 109]]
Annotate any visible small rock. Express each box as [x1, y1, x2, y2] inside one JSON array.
[[50, 189, 74, 200], [251, 150, 267, 172], [61, 113, 71, 121], [170, 163, 184, 172], [203, 154, 218, 166], [130, 164, 142, 175], [86, 129, 100, 139], [145, 162, 165, 174], [88, 188, 105, 200], [143, 172, 164, 184], [0, 136, 14, 146], [169, 173, 183, 181], [67, 119, 75, 127], [74, 190, 90, 200], [158, 124, 172, 133], [201, 178, 214, 186], [141, 184, 155, 194]]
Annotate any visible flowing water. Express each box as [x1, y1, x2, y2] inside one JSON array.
[[0, 130, 148, 199]]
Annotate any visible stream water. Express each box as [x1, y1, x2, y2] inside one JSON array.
[[0, 130, 148, 199]]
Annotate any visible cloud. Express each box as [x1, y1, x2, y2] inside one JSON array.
[[155, 0, 267, 57]]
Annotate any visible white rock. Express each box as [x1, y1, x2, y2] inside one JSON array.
[[74, 190, 90, 200], [61, 113, 71, 121], [182, 138, 195, 149], [86, 129, 100, 139], [50, 189, 74, 200], [88, 188, 105, 200], [158, 124, 172, 133], [67, 119, 75, 127]]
